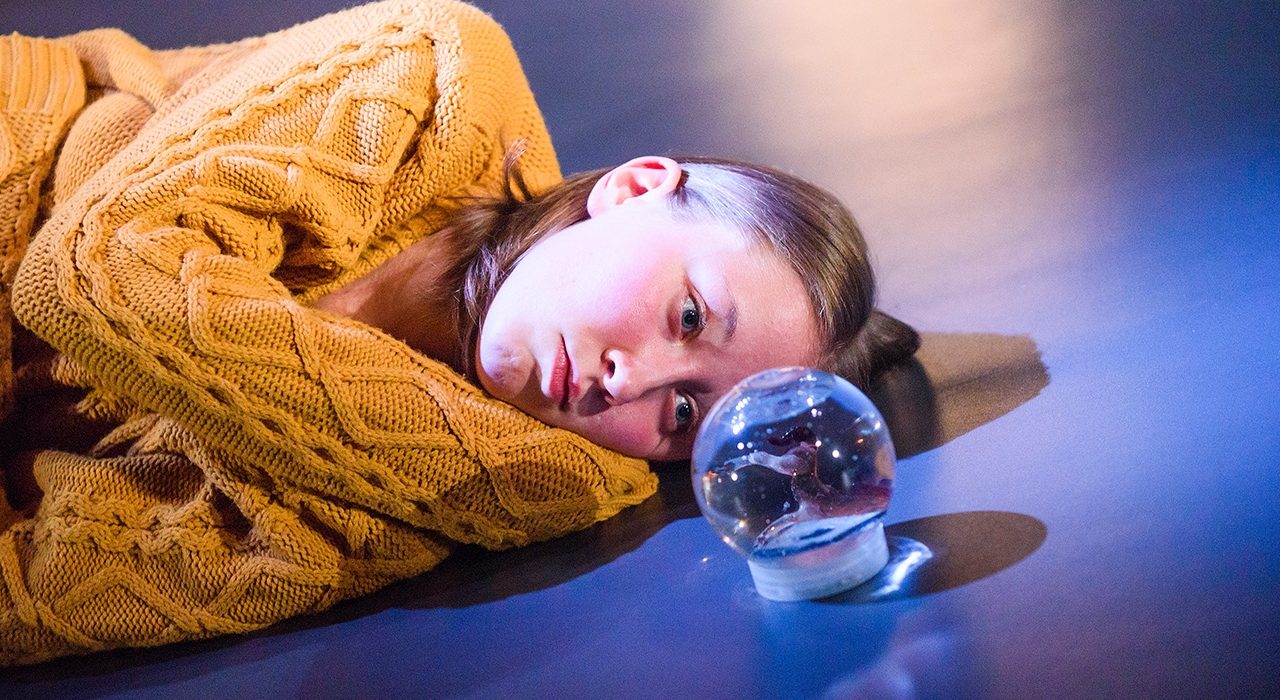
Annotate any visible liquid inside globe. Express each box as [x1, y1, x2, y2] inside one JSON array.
[[691, 367, 896, 601]]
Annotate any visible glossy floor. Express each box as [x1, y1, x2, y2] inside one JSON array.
[[2, 1, 1277, 697]]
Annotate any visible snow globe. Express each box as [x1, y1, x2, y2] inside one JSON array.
[[691, 367, 895, 601]]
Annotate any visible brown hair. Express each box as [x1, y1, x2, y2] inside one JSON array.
[[434, 146, 918, 388]]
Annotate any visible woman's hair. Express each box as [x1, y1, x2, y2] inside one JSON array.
[[435, 144, 919, 388]]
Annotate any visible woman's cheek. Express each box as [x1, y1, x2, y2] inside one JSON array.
[[578, 402, 662, 458], [596, 280, 664, 341]]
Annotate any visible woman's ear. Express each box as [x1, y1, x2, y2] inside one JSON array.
[[586, 156, 683, 217]]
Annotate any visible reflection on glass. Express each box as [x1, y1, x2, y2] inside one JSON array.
[[692, 367, 895, 601]]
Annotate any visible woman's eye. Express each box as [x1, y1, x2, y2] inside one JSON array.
[[679, 295, 703, 335], [674, 392, 697, 432]]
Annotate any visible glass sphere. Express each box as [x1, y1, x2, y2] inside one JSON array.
[[691, 367, 896, 600]]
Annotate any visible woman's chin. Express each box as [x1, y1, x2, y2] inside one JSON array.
[[474, 354, 526, 403]]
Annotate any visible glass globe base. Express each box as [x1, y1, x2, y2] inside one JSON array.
[[746, 520, 889, 601]]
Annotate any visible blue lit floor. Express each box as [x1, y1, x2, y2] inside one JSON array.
[[1, 1, 1277, 698]]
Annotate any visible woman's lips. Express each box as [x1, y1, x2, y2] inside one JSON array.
[[549, 338, 571, 410]]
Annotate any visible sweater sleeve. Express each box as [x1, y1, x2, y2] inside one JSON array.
[[11, 1, 656, 551]]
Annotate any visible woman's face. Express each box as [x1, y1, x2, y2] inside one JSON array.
[[475, 193, 820, 460]]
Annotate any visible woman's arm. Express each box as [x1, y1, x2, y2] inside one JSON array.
[[13, 0, 655, 549]]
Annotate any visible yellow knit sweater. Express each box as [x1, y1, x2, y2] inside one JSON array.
[[0, 0, 656, 666]]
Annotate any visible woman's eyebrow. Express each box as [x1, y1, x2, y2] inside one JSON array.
[[691, 267, 738, 343], [718, 291, 739, 343]]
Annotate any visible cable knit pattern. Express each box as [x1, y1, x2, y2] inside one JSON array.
[[0, 32, 86, 422], [0, 0, 656, 665]]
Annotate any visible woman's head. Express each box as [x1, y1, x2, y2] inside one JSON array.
[[442, 151, 918, 460]]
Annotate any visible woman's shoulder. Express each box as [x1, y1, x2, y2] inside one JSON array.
[[248, 0, 519, 72], [147, 0, 527, 135]]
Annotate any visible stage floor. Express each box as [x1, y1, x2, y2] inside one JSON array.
[[2, 1, 1277, 697]]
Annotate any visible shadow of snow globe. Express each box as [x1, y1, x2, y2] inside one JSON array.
[[692, 367, 895, 601]]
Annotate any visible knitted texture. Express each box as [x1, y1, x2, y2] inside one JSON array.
[[0, 0, 656, 666], [0, 33, 86, 423]]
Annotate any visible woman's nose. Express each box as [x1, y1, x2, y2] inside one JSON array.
[[601, 346, 679, 405]]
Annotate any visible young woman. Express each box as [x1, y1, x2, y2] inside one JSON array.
[[0, 0, 915, 664], [313, 151, 918, 460]]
